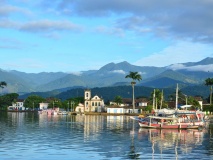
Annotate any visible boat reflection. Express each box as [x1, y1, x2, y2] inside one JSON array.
[[139, 128, 206, 156]]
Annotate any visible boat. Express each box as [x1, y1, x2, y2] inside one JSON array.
[[134, 84, 208, 130], [38, 110, 43, 114], [58, 111, 68, 115], [51, 110, 58, 115], [130, 116, 144, 122], [138, 115, 204, 129]]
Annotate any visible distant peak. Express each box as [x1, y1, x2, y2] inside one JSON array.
[[117, 61, 130, 64], [117, 61, 129, 64], [116, 61, 131, 66], [204, 57, 213, 60]]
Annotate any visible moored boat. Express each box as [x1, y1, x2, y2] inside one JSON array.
[[138, 115, 204, 129], [58, 111, 68, 115]]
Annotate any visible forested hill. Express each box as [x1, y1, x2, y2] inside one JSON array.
[[19, 85, 210, 102]]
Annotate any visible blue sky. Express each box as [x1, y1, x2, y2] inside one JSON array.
[[0, 0, 213, 73]]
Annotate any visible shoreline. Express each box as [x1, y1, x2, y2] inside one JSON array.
[[1, 110, 142, 116]]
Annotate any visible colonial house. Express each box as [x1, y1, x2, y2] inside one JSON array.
[[194, 96, 203, 110], [8, 99, 25, 110], [84, 89, 105, 112], [135, 98, 148, 107], [39, 102, 49, 110], [75, 103, 85, 113], [110, 98, 148, 107], [108, 97, 148, 114], [107, 105, 143, 114], [167, 96, 203, 110]]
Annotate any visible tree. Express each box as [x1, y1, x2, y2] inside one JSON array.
[[0, 93, 19, 110], [151, 89, 167, 109], [187, 96, 201, 110], [24, 95, 45, 110], [46, 97, 63, 109], [205, 78, 213, 105], [144, 105, 153, 113], [125, 71, 142, 112], [114, 95, 123, 105], [0, 81, 7, 89], [63, 97, 84, 111]]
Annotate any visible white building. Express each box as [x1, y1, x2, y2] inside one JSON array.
[[39, 102, 49, 110], [84, 89, 105, 112], [8, 100, 25, 111], [107, 107, 125, 114], [107, 106, 140, 114], [75, 103, 85, 113], [110, 98, 148, 107]]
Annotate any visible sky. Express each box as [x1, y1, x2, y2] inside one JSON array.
[[0, 0, 213, 73]]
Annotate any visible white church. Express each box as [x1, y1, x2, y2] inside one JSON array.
[[75, 89, 105, 113]]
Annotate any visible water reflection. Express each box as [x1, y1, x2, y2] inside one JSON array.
[[0, 112, 212, 160], [138, 128, 206, 159]]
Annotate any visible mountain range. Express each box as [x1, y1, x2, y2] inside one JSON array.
[[0, 57, 213, 100]]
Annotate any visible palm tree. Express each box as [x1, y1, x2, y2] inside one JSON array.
[[205, 78, 213, 105], [0, 81, 7, 89], [125, 71, 142, 113], [114, 95, 123, 106], [151, 89, 164, 109]]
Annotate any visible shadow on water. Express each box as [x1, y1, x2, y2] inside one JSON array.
[[127, 119, 140, 159]]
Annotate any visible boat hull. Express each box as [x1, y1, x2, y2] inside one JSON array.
[[139, 121, 201, 129]]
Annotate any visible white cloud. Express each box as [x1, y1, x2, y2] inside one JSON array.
[[68, 72, 82, 76], [109, 70, 126, 74], [0, 19, 20, 28], [168, 64, 213, 72], [167, 64, 186, 70], [134, 41, 213, 67], [186, 65, 213, 72], [20, 20, 83, 33], [54, 0, 213, 43], [0, 4, 32, 17], [0, 18, 83, 38]]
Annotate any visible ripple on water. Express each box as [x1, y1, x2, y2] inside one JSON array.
[[0, 113, 213, 160]]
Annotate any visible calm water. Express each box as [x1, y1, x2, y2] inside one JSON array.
[[0, 112, 213, 160]]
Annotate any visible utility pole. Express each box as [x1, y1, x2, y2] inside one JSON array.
[[67, 101, 69, 112], [175, 84, 178, 110]]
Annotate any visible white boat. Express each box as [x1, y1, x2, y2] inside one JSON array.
[[51, 110, 58, 115], [138, 110, 206, 129], [140, 116, 204, 129], [58, 111, 68, 115]]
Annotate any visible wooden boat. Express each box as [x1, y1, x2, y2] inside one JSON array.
[[138, 116, 204, 129]]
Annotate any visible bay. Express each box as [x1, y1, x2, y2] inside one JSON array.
[[0, 112, 213, 160]]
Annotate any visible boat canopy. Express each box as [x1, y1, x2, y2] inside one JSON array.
[[180, 105, 192, 109], [148, 116, 178, 120]]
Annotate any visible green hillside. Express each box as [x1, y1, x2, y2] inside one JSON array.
[[19, 84, 210, 103]]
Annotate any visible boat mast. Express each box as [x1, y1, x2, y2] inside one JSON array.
[[153, 89, 155, 110], [175, 84, 178, 110], [160, 89, 163, 109]]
